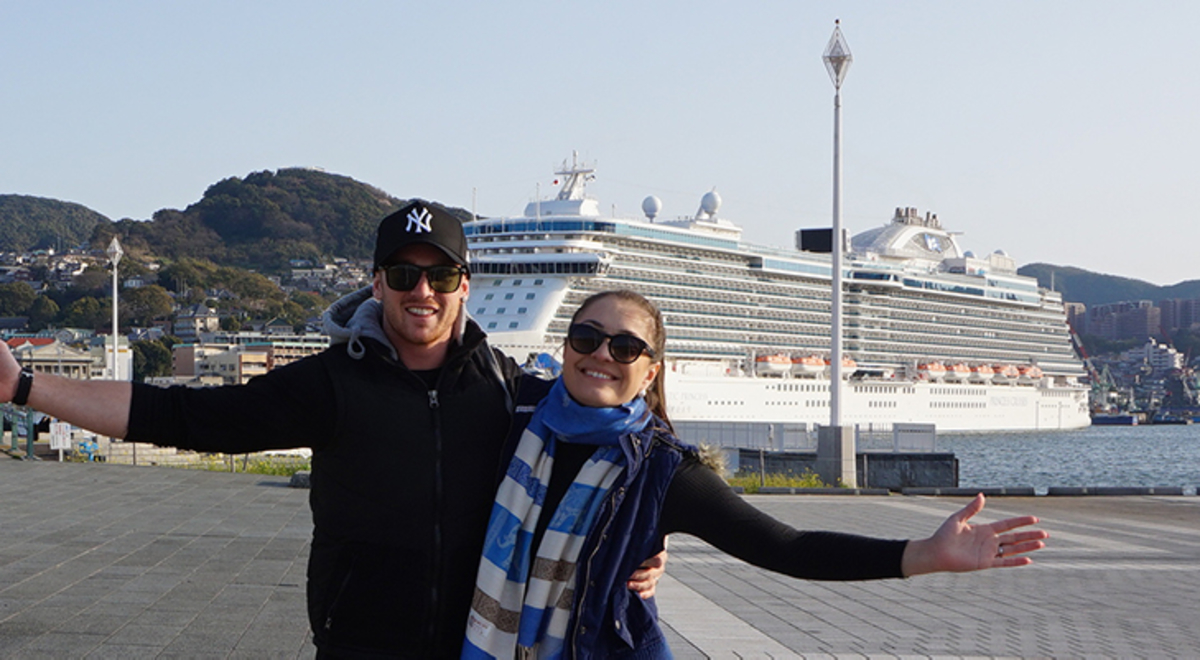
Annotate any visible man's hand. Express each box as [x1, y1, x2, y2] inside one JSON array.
[[0, 341, 21, 402], [626, 547, 668, 600]]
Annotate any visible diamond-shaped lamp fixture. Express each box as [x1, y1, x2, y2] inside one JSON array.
[[106, 236, 124, 267], [823, 22, 853, 90]]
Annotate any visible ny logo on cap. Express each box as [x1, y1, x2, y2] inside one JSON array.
[[406, 207, 433, 233]]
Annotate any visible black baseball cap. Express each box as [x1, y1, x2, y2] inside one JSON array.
[[374, 201, 469, 272]]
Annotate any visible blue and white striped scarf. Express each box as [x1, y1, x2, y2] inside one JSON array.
[[463, 378, 650, 659]]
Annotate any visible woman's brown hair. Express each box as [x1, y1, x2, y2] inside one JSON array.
[[570, 290, 674, 432]]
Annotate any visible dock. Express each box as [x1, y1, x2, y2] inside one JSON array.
[[1, 459, 1197, 657]]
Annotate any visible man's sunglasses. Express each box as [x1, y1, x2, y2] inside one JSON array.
[[381, 263, 466, 293], [567, 323, 657, 364]]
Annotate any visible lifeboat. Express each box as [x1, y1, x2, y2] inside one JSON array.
[[969, 364, 994, 383], [1017, 365, 1044, 385], [791, 354, 825, 376], [917, 361, 947, 381], [944, 363, 971, 382], [754, 354, 792, 376], [823, 356, 858, 378], [991, 364, 1019, 383]]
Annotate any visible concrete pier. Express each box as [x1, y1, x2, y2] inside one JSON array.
[[1, 459, 1197, 657]]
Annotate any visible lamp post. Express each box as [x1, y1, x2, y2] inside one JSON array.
[[818, 20, 857, 487], [106, 236, 123, 381]]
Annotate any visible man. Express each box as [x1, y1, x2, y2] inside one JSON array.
[[0, 201, 662, 658]]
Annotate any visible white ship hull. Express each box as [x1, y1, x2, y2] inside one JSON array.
[[665, 369, 1090, 433]]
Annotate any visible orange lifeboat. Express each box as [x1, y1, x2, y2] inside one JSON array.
[[991, 364, 1019, 383], [824, 356, 858, 378], [754, 354, 791, 376], [969, 364, 994, 383], [944, 363, 971, 382], [917, 361, 947, 381], [1018, 365, 1044, 384], [791, 354, 825, 376]]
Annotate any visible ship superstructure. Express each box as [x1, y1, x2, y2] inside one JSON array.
[[467, 157, 1089, 434]]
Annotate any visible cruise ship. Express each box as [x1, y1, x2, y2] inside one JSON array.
[[466, 157, 1090, 439]]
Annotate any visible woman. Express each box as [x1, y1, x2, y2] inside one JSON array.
[[464, 290, 1047, 659]]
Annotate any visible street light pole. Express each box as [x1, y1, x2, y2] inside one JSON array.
[[107, 237, 123, 381], [818, 20, 857, 487]]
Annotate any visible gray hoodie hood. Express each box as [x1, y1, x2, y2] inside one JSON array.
[[322, 286, 396, 361], [321, 285, 472, 363]]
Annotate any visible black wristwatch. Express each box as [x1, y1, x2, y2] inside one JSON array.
[[12, 367, 33, 406]]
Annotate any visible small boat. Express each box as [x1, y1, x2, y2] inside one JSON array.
[[969, 364, 994, 383], [944, 363, 971, 382], [991, 364, 1019, 383], [791, 354, 825, 376], [754, 354, 792, 376], [824, 356, 858, 378], [917, 361, 947, 381], [1017, 365, 1044, 385], [1150, 413, 1192, 425], [1090, 413, 1138, 426]]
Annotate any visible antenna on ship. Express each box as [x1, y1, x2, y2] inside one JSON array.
[[820, 18, 857, 488], [642, 195, 662, 222]]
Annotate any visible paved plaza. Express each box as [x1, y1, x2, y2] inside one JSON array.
[[1, 458, 1197, 658]]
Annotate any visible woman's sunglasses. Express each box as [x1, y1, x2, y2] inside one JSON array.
[[567, 323, 657, 364], [381, 263, 467, 293]]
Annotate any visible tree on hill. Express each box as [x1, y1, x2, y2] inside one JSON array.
[[0, 195, 108, 252], [27, 296, 60, 331], [121, 285, 174, 326], [0, 282, 37, 316]]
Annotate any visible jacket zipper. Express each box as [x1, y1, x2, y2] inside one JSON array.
[[570, 484, 622, 657], [427, 386, 443, 645], [569, 431, 647, 656]]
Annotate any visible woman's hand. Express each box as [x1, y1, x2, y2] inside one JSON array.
[[627, 547, 668, 600], [901, 493, 1048, 577]]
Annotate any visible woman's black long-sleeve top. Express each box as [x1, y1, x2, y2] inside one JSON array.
[[546, 444, 907, 580]]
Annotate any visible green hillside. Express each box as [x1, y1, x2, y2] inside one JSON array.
[[0, 195, 109, 252], [1018, 263, 1200, 306], [91, 168, 421, 272]]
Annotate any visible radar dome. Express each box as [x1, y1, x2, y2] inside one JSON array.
[[964, 250, 976, 258], [700, 190, 722, 216], [642, 195, 662, 220], [993, 249, 1009, 257]]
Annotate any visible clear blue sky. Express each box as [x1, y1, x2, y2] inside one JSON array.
[[3, 1, 1197, 285]]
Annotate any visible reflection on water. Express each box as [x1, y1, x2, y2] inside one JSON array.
[[937, 425, 1200, 492]]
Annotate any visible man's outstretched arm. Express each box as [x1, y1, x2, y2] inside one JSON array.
[[1, 341, 131, 438]]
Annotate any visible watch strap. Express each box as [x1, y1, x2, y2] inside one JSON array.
[[12, 367, 33, 406]]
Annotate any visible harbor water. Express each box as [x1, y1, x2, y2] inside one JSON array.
[[937, 424, 1200, 492]]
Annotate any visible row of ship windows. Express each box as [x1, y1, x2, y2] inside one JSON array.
[[484, 254, 1056, 332], [929, 401, 988, 409], [867, 401, 898, 408], [478, 262, 600, 274], [771, 383, 828, 392], [619, 279, 1061, 336], [485, 321, 521, 330], [477, 307, 528, 315], [489, 278, 546, 286], [854, 386, 917, 395], [592, 270, 1057, 326], [929, 388, 989, 396], [482, 292, 537, 301]]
